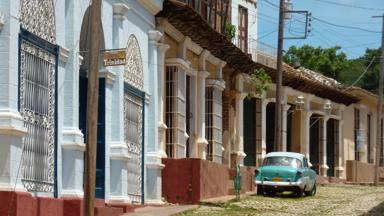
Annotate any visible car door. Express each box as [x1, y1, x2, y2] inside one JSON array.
[[303, 157, 315, 189]]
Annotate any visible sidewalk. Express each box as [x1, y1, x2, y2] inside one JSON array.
[[200, 191, 256, 204], [122, 205, 198, 216]]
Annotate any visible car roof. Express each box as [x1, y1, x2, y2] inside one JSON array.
[[265, 152, 305, 160]]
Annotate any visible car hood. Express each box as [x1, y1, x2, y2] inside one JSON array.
[[258, 166, 299, 180]]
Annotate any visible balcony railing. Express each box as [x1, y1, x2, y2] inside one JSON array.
[[175, 0, 230, 34], [233, 37, 278, 69]]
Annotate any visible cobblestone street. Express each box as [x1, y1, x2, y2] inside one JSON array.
[[177, 185, 384, 216]]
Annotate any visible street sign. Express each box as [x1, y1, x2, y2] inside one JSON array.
[[102, 49, 126, 66]]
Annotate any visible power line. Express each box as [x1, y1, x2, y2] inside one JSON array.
[[311, 0, 384, 11], [313, 16, 381, 33], [343, 57, 377, 91]]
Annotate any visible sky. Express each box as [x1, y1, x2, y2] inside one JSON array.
[[257, 0, 383, 59]]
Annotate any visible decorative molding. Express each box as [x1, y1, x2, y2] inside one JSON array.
[[59, 46, 70, 63], [145, 199, 165, 205], [188, 40, 203, 55], [198, 70, 210, 79], [206, 79, 226, 91], [199, 50, 211, 71], [113, 3, 130, 21], [0, 109, 27, 137], [110, 142, 130, 161], [148, 30, 163, 43], [99, 68, 116, 85], [165, 58, 191, 71], [109, 196, 131, 204], [62, 128, 85, 151], [145, 92, 151, 105], [197, 137, 209, 146], [156, 18, 184, 42], [158, 121, 168, 130], [137, 0, 163, 15], [20, 0, 56, 43], [125, 35, 144, 90], [61, 190, 84, 198]]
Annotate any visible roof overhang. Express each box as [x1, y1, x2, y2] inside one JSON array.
[[156, 0, 360, 106]]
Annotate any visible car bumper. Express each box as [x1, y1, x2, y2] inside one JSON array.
[[255, 180, 305, 189]]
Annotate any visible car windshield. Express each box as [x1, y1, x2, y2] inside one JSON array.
[[263, 156, 302, 168]]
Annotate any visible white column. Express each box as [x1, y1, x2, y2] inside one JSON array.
[[282, 104, 291, 152], [59, 0, 88, 197], [145, 30, 165, 204], [261, 99, 268, 159], [109, 3, 129, 203], [303, 111, 312, 160], [196, 71, 210, 159], [336, 119, 345, 178], [157, 43, 169, 158], [234, 91, 247, 166], [320, 117, 329, 177]]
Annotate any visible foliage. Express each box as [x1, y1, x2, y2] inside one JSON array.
[[247, 68, 272, 98], [284, 45, 381, 93], [224, 22, 236, 41], [283, 45, 350, 80]]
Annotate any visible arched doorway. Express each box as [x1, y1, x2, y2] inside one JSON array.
[[19, 0, 58, 194], [78, 7, 106, 199], [124, 35, 145, 204]]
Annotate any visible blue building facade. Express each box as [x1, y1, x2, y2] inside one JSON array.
[[0, 0, 165, 206]]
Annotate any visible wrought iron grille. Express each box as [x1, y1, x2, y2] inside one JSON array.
[[19, 39, 56, 192], [124, 93, 143, 203]]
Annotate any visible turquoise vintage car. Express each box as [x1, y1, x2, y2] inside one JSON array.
[[255, 152, 317, 197]]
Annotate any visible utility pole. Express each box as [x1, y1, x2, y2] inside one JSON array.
[[374, 14, 384, 186], [274, 0, 285, 151], [84, 0, 102, 215]]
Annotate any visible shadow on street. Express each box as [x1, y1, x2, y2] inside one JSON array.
[[361, 201, 384, 216]]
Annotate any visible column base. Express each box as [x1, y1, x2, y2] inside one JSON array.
[[60, 190, 84, 198], [319, 164, 329, 177], [230, 151, 246, 167], [197, 138, 208, 160], [335, 166, 345, 178]]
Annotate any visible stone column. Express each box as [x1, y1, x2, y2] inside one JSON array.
[[157, 43, 169, 158], [282, 104, 291, 152], [261, 99, 268, 159], [233, 74, 247, 166], [59, 0, 88, 197], [145, 30, 166, 204], [320, 117, 329, 177], [109, 3, 129, 203], [196, 71, 210, 159], [302, 110, 312, 160]]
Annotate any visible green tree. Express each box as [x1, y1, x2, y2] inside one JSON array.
[[284, 45, 350, 80]]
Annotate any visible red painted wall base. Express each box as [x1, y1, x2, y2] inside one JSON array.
[[0, 191, 141, 216]]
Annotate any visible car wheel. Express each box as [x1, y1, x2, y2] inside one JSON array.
[[305, 183, 316, 196], [295, 187, 303, 198], [257, 186, 263, 195]]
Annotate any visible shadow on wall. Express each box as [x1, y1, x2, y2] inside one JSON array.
[[362, 201, 384, 216]]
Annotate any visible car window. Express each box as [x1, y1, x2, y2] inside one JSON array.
[[303, 158, 308, 168], [263, 156, 302, 168]]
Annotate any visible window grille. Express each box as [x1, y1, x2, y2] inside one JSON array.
[[354, 108, 361, 161], [19, 39, 56, 192], [380, 119, 384, 166], [166, 66, 178, 158], [367, 114, 372, 163], [206, 87, 214, 161], [255, 98, 262, 166], [238, 6, 248, 53], [124, 93, 143, 203]]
